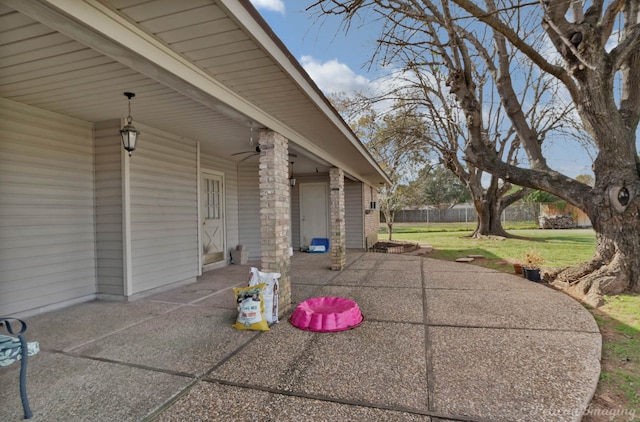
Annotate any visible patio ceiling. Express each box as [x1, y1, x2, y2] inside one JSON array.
[[0, 0, 390, 186]]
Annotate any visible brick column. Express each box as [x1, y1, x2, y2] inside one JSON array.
[[259, 129, 291, 314], [364, 184, 380, 248], [330, 167, 346, 270]]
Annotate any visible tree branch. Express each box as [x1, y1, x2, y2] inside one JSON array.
[[544, 0, 571, 23], [449, 0, 576, 95], [502, 187, 532, 209], [571, 0, 585, 23], [585, 0, 605, 21], [619, 2, 640, 131], [486, 0, 549, 169], [464, 143, 592, 209], [601, 0, 625, 44], [610, 24, 640, 72]]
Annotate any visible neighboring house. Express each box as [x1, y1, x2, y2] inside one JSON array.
[[0, 0, 389, 318]]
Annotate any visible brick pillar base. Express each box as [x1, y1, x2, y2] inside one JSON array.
[[330, 167, 346, 270], [259, 130, 291, 315]]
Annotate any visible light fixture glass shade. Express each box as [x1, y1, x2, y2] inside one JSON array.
[[120, 123, 140, 156]]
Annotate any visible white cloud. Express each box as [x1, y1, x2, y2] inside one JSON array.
[[250, 0, 285, 14], [300, 56, 370, 94]]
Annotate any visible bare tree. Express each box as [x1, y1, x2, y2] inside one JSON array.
[[314, 0, 573, 238], [310, 0, 640, 306], [390, 63, 539, 238], [330, 94, 431, 239]]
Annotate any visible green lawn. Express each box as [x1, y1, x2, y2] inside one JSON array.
[[381, 222, 639, 415], [592, 295, 640, 414], [384, 222, 596, 268]]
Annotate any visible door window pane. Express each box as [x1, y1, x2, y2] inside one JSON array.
[[206, 178, 221, 220]]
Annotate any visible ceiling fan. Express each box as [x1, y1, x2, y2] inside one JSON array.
[[231, 145, 297, 162]]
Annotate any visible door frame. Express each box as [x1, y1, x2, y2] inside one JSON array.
[[200, 169, 226, 272], [299, 182, 329, 248]]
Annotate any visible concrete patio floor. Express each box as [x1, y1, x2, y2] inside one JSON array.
[[0, 251, 601, 421]]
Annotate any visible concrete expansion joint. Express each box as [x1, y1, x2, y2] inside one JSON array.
[[201, 376, 481, 422], [419, 255, 436, 413], [61, 314, 163, 352], [427, 322, 601, 334], [141, 331, 266, 422], [47, 349, 197, 379]]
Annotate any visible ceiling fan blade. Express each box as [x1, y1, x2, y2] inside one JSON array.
[[233, 147, 295, 161], [239, 153, 258, 162], [232, 145, 261, 157]]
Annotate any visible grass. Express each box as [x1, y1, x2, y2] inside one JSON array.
[[381, 222, 639, 420], [383, 222, 596, 268], [589, 295, 640, 418]]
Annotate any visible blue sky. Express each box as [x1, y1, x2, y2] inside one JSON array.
[[251, 0, 382, 93], [250, 0, 596, 178]]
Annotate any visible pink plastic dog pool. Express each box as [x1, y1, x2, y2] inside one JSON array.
[[289, 297, 363, 332]]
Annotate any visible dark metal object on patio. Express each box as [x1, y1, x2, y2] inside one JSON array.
[[0, 317, 39, 419]]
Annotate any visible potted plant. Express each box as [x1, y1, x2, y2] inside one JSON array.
[[522, 250, 544, 282], [512, 262, 523, 275]]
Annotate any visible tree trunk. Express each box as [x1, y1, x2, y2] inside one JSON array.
[[543, 46, 640, 304], [387, 221, 393, 241], [470, 196, 510, 238], [549, 184, 640, 307]]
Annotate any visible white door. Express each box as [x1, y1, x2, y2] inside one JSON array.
[[202, 172, 225, 265], [299, 183, 329, 248]]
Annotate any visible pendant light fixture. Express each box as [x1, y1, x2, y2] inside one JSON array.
[[120, 92, 140, 156], [289, 161, 296, 187]]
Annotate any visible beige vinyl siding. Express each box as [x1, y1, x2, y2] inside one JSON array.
[[0, 98, 96, 316], [237, 162, 261, 259], [291, 173, 329, 250], [94, 119, 124, 295], [200, 153, 239, 259], [345, 180, 365, 250], [128, 125, 198, 294]]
